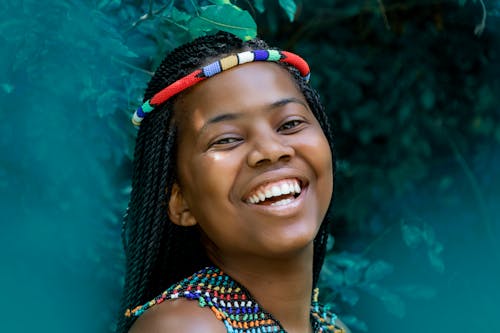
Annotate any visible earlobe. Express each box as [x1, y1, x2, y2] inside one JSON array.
[[168, 183, 197, 227]]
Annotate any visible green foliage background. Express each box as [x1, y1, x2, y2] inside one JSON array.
[[1, 0, 499, 332]]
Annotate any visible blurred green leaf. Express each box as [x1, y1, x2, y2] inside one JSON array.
[[339, 288, 360, 306], [365, 260, 394, 282], [395, 285, 437, 299], [341, 315, 368, 332], [208, 0, 232, 4], [97, 0, 121, 10], [278, 0, 296, 21], [380, 291, 405, 318], [187, 4, 257, 40], [253, 0, 265, 13], [401, 223, 424, 248], [344, 264, 362, 285], [171, 7, 191, 23]]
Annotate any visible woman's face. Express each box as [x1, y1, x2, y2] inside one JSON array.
[[171, 62, 333, 262]]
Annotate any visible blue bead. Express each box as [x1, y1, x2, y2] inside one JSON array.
[[136, 107, 145, 117], [203, 61, 222, 77], [253, 50, 269, 61]]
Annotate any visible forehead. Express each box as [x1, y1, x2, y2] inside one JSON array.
[[173, 62, 304, 128]]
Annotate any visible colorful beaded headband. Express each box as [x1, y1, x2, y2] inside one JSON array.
[[132, 49, 311, 126]]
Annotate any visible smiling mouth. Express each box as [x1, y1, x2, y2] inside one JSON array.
[[245, 178, 303, 206]]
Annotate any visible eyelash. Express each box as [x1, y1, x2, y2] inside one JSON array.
[[212, 137, 242, 145], [209, 119, 306, 149], [278, 119, 305, 132]]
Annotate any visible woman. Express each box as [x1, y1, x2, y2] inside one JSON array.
[[118, 31, 348, 333]]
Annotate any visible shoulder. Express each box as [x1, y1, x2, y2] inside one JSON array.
[[129, 298, 226, 333]]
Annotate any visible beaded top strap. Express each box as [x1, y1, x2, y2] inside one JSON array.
[[125, 266, 344, 333], [132, 49, 311, 126]]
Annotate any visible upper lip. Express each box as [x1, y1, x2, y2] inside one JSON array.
[[241, 169, 308, 202]]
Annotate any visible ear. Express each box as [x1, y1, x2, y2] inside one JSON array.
[[168, 183, 197, 227]]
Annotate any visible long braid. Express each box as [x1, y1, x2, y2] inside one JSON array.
[[118, 105, 173, 332], [295, 76, 337, 287], [117, 32, 336, 332]]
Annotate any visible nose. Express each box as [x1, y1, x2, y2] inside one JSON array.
[[247, 130, 295, 167]]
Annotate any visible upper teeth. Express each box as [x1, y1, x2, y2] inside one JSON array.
[[246, 179, 302, 204]]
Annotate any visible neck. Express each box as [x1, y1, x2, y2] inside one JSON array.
[[211, 244, 315, 333]]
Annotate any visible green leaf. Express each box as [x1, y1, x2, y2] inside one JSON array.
[[364, 285, 405, 317], [1, 83, 14, 94], [365, 260, 393, 282], [208, 0, 233, 5], [401, 222, 423, 248], [420, 89, 435, 110], [97, 0, 121, 10], [253, 0, 265, 13], [495, 126, 500, 143], [380, 291, 405, 318], [344, 264, 362, 285], [171, 7, 191, 23], [188, 4, 257, 41], [395, 285, 437, 300], [278, 0, 297, 21], [428, 248, 445, 273], [339, 288, 360, 306]]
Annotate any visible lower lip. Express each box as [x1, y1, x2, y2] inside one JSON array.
[[244, 186, 308, 216]]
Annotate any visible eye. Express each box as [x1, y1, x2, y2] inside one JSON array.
[[278, 119, 305, 133], [209, 136, 243, 149]]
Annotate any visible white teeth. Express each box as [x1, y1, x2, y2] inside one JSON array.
[[246, 179, 303, 204], [271, 185, 281, 197], [270, 198, 293, 206]]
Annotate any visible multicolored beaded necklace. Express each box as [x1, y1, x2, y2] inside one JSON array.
[[126, 266, 344, 333]]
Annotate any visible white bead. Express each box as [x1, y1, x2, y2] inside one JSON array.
[[237, 51, 254, 64]]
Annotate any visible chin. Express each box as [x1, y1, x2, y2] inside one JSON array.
[[260, 226, 317, 258]]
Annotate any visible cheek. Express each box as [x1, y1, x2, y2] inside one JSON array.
[[308, 132, 334, 202], [185, 153, 239, 206], [305, 131, 333, 174]]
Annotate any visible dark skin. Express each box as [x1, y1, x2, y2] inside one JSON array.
[[130, 63, 348, 333]]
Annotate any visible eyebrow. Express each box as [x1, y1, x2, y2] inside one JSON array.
[[199, 97, 308, 134]]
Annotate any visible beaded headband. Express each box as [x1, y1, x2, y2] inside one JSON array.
[[132, 49, 311, 126]]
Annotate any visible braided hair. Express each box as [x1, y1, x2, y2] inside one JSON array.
[[117, 31, 336, 332]]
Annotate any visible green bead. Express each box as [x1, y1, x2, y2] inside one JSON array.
[[141, 100, 154, 113], [268, 50, 281, 61]]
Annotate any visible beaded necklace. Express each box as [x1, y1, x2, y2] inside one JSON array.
[[126, 266, 344, 333]]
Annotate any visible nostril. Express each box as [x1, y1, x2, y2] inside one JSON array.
[[278, 154, 292, 162], [247, 138, 294, 167], [254, 157, 271, 167]]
